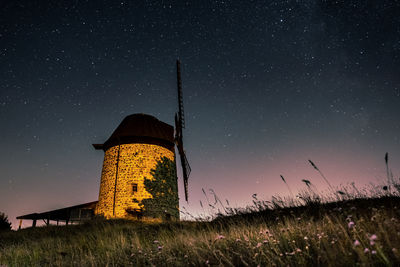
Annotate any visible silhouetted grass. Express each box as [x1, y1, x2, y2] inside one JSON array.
[[1, 154, 399, 266], [1, 189, 400, 266]]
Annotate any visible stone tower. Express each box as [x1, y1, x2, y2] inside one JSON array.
[[93, 114, 179, 221]]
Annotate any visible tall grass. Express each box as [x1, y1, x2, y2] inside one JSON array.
[[1, 195, 400, 266], [1, 154, 399, 266], [2, 184, 400, 266]]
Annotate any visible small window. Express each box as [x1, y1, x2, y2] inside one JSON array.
[[132, 183, 138, 193]]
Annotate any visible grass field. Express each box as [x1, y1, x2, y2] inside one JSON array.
[[1, 190, 400, 266], [1, 156, 399, 266]]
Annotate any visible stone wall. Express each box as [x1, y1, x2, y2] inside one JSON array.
[[95, 143, 176, 219]]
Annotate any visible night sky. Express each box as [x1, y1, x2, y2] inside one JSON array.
[[1, 1, 399, 229]]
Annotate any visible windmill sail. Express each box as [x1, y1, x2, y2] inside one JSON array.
[[176, 60, 185, 129], [175, 60, 191, 201]]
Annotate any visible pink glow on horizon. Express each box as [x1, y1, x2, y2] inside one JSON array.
[[181, 148, 399, 219], [5, 148, 400, 229]]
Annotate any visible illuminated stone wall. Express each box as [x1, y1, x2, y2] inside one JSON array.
[[95, 143, 176, 219]]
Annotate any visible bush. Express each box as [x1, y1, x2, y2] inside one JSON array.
[[0, 212, 12, 231]]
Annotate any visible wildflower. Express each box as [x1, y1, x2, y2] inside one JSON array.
[[348, 221, 355, 229], [354, 240, 361, 247], [392, 248, 398, 253], [304, 236, 308, 240], [215, 234, 225, 240], [256, 242, 262, 248], [153, 240, 159, 244], [296, 248, 302, 253], [370, 241, 375, 246], [206, 260, 210, 265], [263, 240, 268, 244], [369, 234, 377, 241], [372, 250, 377, 255], [157, 245, 163, 251], [235, 238, 241, 242], [184, 255, 188, 258], [331, 240, 335, 244], [364, 248, 370, 254]]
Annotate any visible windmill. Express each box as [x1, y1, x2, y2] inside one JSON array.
[[175, 59, 191, 202], [92, 60, 192, 220], [16, 61, 193, 226]]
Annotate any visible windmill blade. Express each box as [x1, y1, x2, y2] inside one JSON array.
[[175, 117, 190, 201], [175, 59, 191, 201], [174, 113, 181, 140], [180, 149, 191, 178], [182, 150, 191, 177], [176, 60, 185, 129], [178, 146, 191, 201]]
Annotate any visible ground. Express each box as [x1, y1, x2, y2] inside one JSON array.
[[1, 193, 399, 266]]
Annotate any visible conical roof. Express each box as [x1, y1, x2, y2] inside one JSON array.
[[93, 114, 175, 152]]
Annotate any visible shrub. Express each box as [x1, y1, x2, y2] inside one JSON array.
[[0, 212, 12, 231]]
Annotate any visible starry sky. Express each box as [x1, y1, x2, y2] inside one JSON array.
[[1, 0, 399, 229]]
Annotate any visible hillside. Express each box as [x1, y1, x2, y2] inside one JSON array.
[[1, 194, 400, 266]]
